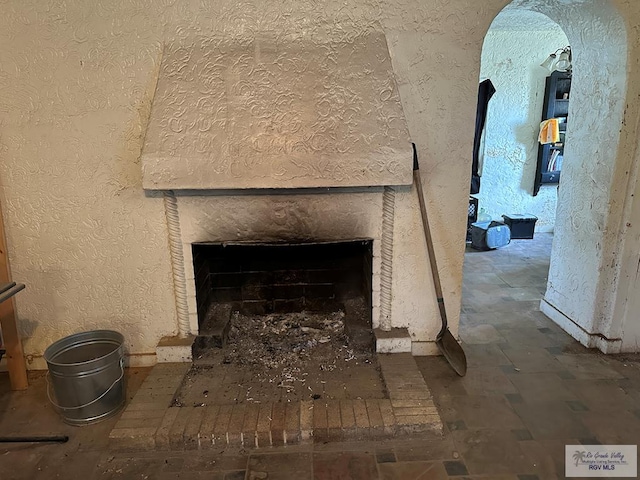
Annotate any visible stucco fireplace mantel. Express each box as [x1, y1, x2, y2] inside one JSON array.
[[141, 32, 412, 191]]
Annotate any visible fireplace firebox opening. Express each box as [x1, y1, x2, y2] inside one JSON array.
[[192, 239, 374, 353]]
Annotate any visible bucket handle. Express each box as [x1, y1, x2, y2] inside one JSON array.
[[46, 358, 124, 411]]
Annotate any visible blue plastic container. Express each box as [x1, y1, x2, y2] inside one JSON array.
[[470, 221, 511, 250]]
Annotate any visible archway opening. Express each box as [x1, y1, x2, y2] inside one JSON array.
[[476, 9, 568, 229], [462, 0, 629, 353]]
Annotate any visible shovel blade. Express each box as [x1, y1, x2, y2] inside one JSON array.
[[437, 329, 467, 377]]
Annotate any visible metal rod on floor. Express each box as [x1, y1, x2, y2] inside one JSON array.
[[0, 435, 69, 443]]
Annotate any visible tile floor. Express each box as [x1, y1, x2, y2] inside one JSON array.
[[2, 233, 640, 479]]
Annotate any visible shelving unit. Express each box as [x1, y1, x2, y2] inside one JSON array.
[[533, 70, 571, 196]]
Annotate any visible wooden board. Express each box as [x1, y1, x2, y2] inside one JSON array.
[[0, 200, 28, 390]]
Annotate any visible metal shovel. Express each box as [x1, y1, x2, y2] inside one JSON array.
[[412, 143, 467, 376]]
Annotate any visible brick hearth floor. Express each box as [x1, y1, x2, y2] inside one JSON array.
[[2, 233, 640, 479], [108, 352, 442, 450]]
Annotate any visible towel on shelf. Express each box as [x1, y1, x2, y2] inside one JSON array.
[[539, 118, 560, 144]]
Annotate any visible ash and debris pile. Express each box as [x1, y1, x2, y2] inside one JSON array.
[[175, 309, 381, 406], [224, 310, 367, 370]]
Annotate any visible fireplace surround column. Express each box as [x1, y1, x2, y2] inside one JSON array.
[[379, 186, 395, 331], [163, 190, 191, 337]]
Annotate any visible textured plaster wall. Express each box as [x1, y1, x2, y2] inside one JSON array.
[[478, 22, 568, 231], [606, 4, 640, 351], [0, 0, 502, 368], [3, 0, 640, 367]]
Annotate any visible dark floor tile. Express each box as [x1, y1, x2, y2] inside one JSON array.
[[249, 452, 312, 480], [392, 437, 458, 462], [511, 429, 533, 441], [33, 450, 101, 478], [464, 343, 512, 368], [95, 456, 165, 479], [446, 420, 467, 432], [376, 452, 396, 464], [538, 328, 552, 334], [512, 401, 591, 440], [547, 338, 590, 353], [616, 377, 634, 390], [502, 347, 565, 374], [566, 400, 589, 412], [633, 409, 640, 420], [517, 475, 539, 480], [443, 460, 469, 476], [516, 439, 563, 478], [313, 452, 377, 480], [442, 395, 524, 430], [162, 457, 185, 472], [224, 471, 246, 480], [545, 346, 563, 355], [626, 382, 640, 397], [579, 437, 601, 445], [496, 327, 555, 348], [377, 461, 448, 480], [183, 456, 222, 471], [459, 367, 519, 395], [185, 456, 247, 471], [452, 429, 532, 475], [580, 409, 640, 444], [508, 373, 578, 404], [611, 361, 640, 383], [1, 450, 47, 480], [555, 370, 576, 380], [505, 393, 523, 404], [555, 354, 624, 380], [159, 472, 224, 480], [460, 324, 506, 344], [500, 364, 521, 374], [564, 378, 636, 412]]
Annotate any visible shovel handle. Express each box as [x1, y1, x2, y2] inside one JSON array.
[[413, 143, 448, 338]]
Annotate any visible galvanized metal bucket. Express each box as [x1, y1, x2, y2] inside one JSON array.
[[44, 330, 125, 426]]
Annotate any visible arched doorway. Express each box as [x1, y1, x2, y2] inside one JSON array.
[[466, 0, 630, 353], [477, 9, 568, 230]]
